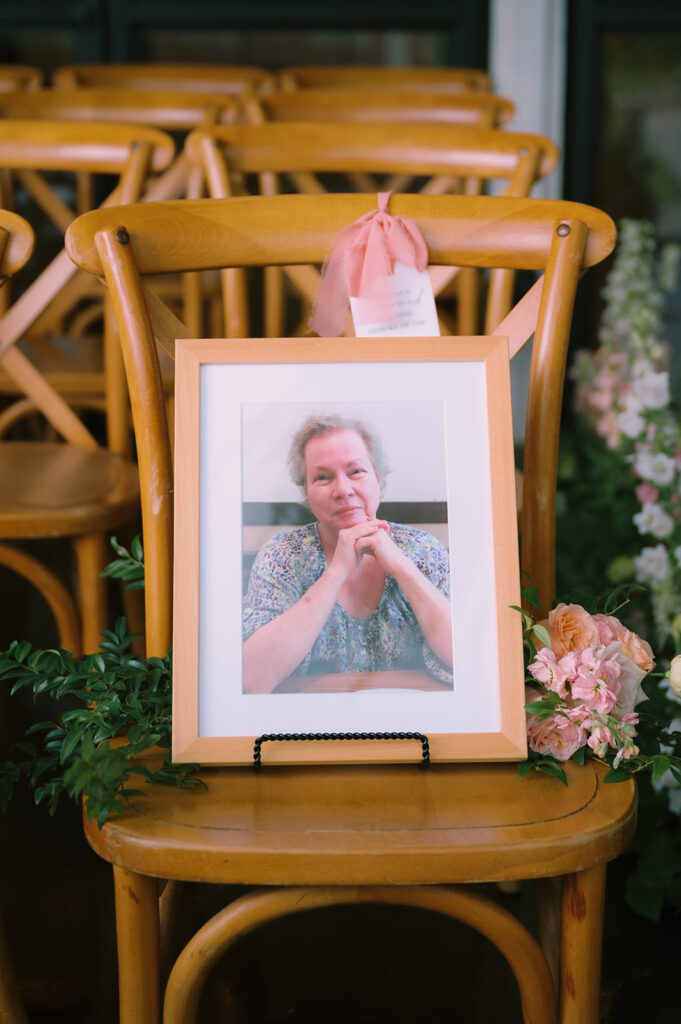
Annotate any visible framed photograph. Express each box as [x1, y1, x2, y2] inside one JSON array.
[[172, 336, 526, 765]]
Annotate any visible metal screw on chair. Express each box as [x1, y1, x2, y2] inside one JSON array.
[[116, 228, 130, 245], [557, 223, 571, 237]]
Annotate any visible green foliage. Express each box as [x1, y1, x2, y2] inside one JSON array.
[[100, 535, 146, 590], [0, 537, 202, 826], [0, 619, 202, 826]]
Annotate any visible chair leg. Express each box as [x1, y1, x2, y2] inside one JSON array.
[[113, 866, 161, 1024], [73, 531, 108, 653], [558, 865, 606, 1024], [534, 876, 561, 992], [0, 904, 29, 1024]]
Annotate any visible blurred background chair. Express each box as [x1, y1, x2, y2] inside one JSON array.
[[52, 62, 276, 95], [0, 119, 174, 654], [247, 88, 515, 130], [184, 120, 558, 337], [0, 66, 42, 93], [0, 88, 239, 206], [0, 88, 240, 339], [64, 191, 633, 1024], [277, 64, 492, 92]]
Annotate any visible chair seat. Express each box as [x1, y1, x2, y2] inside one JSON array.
[[84, 761, 636, 885], [0, 442, 140, 538]]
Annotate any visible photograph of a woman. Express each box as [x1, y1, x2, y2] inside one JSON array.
[[242, 413, 453, 694]]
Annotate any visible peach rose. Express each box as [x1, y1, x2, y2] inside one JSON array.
[[542, 603, 600, 658], [618, 629, 655, 673]]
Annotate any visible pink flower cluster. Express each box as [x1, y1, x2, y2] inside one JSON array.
[[526, 604, 654, 766]]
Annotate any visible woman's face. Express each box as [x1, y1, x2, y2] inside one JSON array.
[[304, 428, 382, 536]]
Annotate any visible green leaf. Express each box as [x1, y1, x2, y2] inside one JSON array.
[[602, 767, 632, 783], [651, 755, 671, 782], [531, 624, 551, 648], [535, 761, 568, 785]]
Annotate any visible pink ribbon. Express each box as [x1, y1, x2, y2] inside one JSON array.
[[309, 192, 429, 336]]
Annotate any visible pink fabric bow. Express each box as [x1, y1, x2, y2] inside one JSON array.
[[309, 192, 429, 336]]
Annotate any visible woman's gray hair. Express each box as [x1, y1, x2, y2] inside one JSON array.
[[287, 414, 391, 498]]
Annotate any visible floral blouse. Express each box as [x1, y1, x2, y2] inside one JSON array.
[[243, 522, 452, 684]]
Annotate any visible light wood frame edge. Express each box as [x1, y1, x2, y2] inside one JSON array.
[[172, 336, 526, 766]]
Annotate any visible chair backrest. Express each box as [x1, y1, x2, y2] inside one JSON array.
[[65, 193, 615, 654], [0, 66, 42, 93], [0, 208, 34, 283], [0, 89, 238, 207], [278, 65, 492, 93], [247, 90, 515, 128], [0, 119, 175, 453], [184, 121, 560, 335], [52, 62, 276, 94]]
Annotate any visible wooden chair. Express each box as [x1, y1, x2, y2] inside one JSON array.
[[0, 89, 240, 339], [52, 62, 276, 95], [248, 88, 515, 129], [0, 88, 239, 207], [65, 192, 635, 1024], [0, 206, 33, 1024], [0, 120, 175, 654], [184, 120, 559, 336], [0, 66, 42, 93], [277, 64, 492, 93]]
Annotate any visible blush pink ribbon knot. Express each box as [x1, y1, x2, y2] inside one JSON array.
[[309, 191, 429, 336]]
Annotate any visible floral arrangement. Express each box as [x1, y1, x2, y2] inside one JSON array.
[[520, 590, 681, 919], [571, 218, 681, 645], [520, 593, 657, 780]]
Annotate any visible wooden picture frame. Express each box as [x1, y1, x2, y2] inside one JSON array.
[[172, 336, 526, 766]]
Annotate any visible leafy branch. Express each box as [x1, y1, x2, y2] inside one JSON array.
[[0, 538, 202, 826]]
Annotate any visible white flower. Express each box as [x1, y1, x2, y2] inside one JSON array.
[[633, 503, 675, 539], [669, 657, 681, 699], [634, 451, 676, 486], [602, 641, 649, 716], [674, 547, 681, 568], [634, 544, 670, 584], [617, 397, 646, 439], [632, 370, 670, 410]]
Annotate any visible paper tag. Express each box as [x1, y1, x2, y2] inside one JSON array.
[[350, 261, 440, 338]]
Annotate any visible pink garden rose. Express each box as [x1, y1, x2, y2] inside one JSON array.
[[592, 613, 623, 645], [526, 711, 585, 762], [588, 615, 654, 672]]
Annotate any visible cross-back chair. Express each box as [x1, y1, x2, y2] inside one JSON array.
[[0, 88, 239, 208], [65, 192, 636, 1024], [0, 120, 175, 654], [184, 120, 558, 337], [52, 62, 276, 95], [0, 206, 33, 1024], [277, 64, 492, 93], [0, 89, 240, 340], [247, 87, 515, 129]]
